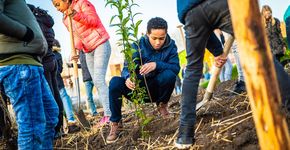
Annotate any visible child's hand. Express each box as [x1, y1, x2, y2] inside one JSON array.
[[140, 62, 156, 75], [70, 55, 79, 62], [66, 8, 76, 17], [214, 55, 227, 68], [125, 78, 135, 90]]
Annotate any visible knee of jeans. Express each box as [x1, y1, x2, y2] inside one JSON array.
[[109, 77, 124, 91], [159, 70, 176, 85], [94, 77, 107, 86]]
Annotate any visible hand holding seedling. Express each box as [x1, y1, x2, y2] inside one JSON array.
[[125, 78, 136, 90], [140, 62, 156, 75]]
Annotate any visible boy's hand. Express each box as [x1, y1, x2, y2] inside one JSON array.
[[125, 78, 135, 90], [140, 62, 156, 75], [214, 55, 227, 68]]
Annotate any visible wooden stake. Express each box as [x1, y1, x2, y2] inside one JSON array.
[[228, 0, 290, 149]]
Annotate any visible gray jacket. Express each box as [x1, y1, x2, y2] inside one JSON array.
[[0, 0, 47, 62]]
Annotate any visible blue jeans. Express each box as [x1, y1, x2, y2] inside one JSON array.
[[59, 87, 75, 122], [181, 0, 290, 129], [109, 70, 176, 122], [0, 65, 59, 150], [84, 80, 97, 115], [219, 58, 232, 82], [231, 41, 244, 82], [86, 40, 111, 116]]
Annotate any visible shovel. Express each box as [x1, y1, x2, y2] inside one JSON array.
[[68, 15, 90, 130], [196, 35, 235, 110]]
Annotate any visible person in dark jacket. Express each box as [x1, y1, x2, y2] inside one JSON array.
[[28, 4, 64, 138], [262, 5, 286, 62], [106, 17, 180, 143], [79, 50, 97, 116], [176, 0, 290, 149]]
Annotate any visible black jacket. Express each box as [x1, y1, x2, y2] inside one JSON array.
[[265, 18, 286, 55], [54, 51, 65, 89], [28, 4, 55, 63]]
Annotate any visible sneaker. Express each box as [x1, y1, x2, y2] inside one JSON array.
[[157, 102, 170, 118], [100, 116, 110, 125], [95, 116, 110, 128], [106, 121, 123, 144], [232, 80, 246, 94], [175, 126, 195, 149]]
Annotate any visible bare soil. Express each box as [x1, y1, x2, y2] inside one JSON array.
[[54, 80, 261, 150]]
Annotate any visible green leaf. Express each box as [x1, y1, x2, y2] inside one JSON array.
[[130, 3, 140, 9], [122, 16, 130, 26], [109, 15, 119, 24], [109, 23, 122, 27], [135, 20, 142, 28], [133, 12, 142, 18], [130, 48, 137, 53]]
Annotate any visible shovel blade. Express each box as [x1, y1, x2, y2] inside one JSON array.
[[196, 91, 213, 110], [76, 109, 90, 130]]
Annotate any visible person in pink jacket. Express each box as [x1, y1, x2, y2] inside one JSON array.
[[52, 0, 112, 125]]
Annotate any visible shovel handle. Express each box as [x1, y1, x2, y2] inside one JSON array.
[[68, 16, 79, 78], [206, 35, 235, 94], [68, 15, 81, 110]]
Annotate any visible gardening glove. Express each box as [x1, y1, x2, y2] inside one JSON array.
[[125, 78, 135, 90]]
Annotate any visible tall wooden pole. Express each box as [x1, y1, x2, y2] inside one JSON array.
[[228, 0, 290, 149]]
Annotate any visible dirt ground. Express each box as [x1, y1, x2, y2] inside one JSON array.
[[2, 80, 290, 150], [52, 80, 276, 150]]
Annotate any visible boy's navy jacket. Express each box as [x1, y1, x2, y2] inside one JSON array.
[[121, 35, 180, 80], [177, 0, 204, 24]]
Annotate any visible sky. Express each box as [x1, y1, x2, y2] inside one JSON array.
[[26, 0, 289, 63]]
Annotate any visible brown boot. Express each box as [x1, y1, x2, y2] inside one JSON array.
[[157, 102, 170, 118], [106, 122, 123, 144]]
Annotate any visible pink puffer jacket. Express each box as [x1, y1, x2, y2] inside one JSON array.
[[63, 0, 110, 53]]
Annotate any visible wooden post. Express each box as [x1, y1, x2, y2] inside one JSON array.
[[228, 0, 290, 149]]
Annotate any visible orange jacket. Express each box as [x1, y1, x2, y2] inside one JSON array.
[[63, 0, 110, 53]]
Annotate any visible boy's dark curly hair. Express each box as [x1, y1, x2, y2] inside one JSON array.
[[147, 17, 168, 34]]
